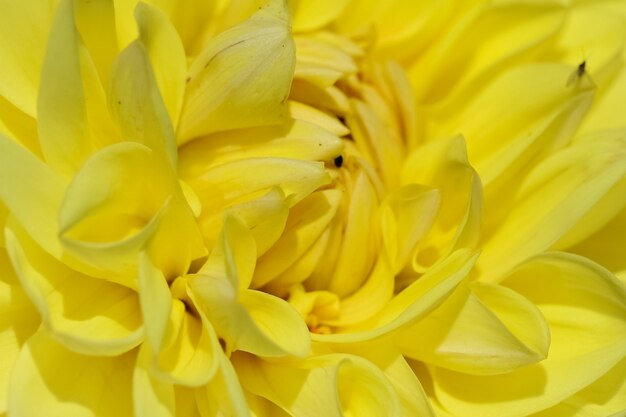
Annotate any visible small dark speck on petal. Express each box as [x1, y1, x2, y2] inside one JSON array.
[[334, 155, 343, 168]]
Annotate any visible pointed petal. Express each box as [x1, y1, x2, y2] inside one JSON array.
[[38, 0, 107, 176], [315, 249, 477, 343], [135, 2, 186, 128], [397, 282, 550, 375], [234, 353, 401, 417], [108, 38, 177, 168], [8, 329, 135, 417], [0, 133, 66, 258], [190, 273, 310, 357], [433, 253, 626, 417], [58, 142, 173, 280], [6, 224, 143, 356], [178, 2, 295, 141]]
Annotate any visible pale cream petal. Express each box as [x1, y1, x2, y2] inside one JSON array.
[[0, 0, 57, 116], [178, 1, 295, 142], [135, 2, 186, 128], [8, 329, 135, 417], [6, 224, 143, 356], [433, 252, 626, 417]]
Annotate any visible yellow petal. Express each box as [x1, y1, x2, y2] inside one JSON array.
[[0, 0, 57, 116], [291, 0, 349, 32], [0, 133, 66, 259], [179, 119, 343, 173], [8, 329, 135, 417], [0, 95, 40, 158], [133, 344, 175, 417], [434, 252, 626, 417], [6, 223, 143, 356], [327, 169, 379, 297], [480, 132, 626, 281], [108, 39, 177, 168], [234, 352, 401, 417], [200, 215, 257, 291], [185, 157, 329, 213], [178, 1, 295, 142], [190, 273, 310, 357], [138, 253, 219, 386], [407, 1, 566, 104], [315, 249, 477, 343], [529, 357, 626, 417], [253, 189, 341, 288], [37, 0, 109, 177], [196, 351, 251, 417], [287, 100, 350, 137], [402, 136, 483, 273], [135, 2, 186, 128], [0, 252, 39, 414], [380, 184, 440, 274], [397, 282, 550, 375], [59, 142, 172, 280]]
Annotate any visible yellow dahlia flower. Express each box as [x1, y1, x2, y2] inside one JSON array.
[[1, 0, 626, 416]]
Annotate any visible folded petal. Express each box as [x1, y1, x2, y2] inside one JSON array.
[[8, 329, 135, 417], [433, 252, 626, 417], [135, 2, 186, 128], [397, 282, 550, 375], [0, 251, 39, 414], [108, 36, 177, 168], [6, 224, 143, 356], [0, 133, 67, 259], [178, 0, 295, 141], [133, 344, 175, 417], [234, 352, 401, 417], [59, 142, 173, 280], [196, 350, 251, 417]]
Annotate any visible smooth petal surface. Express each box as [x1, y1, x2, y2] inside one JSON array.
[[108, 37, 177, 168], [433, 252, 626, 417], [0, 251, 39, 414], [0, 0, 57, 116], [178, 1, 295, 141], [6, 224, 143, 356], [196, 350, 251, 417], [8, 329, 135, 417], [235, 352, 401, 417], [0, 133, 66, 258], [135, 2, 186, 128], [397, 282, 550, 375], [480, 131, 626, 281], [133, 343, 175, 417]]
